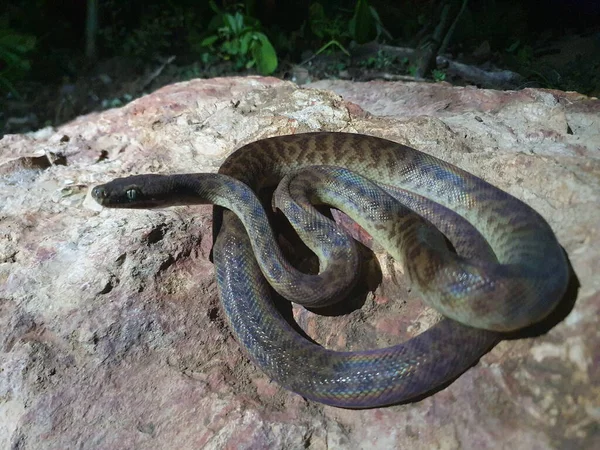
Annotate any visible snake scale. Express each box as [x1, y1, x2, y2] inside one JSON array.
[[91, 132, 569, 408]]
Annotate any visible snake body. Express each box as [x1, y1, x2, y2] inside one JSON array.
[[91, 132, 569, 408]]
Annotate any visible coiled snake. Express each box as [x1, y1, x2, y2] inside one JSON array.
[[91, 132, 568, 408]]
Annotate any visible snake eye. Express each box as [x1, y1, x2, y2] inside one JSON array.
[[126, 188, 140, 201]]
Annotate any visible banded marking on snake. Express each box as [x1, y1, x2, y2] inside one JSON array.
[[91, 132, 568, 408]]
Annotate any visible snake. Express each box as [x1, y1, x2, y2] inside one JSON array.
[[91, 132, 569, 408]]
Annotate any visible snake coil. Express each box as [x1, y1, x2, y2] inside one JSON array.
[[92, 132, 568, 408]]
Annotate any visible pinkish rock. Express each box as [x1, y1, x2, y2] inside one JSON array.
[[0, 76, 598, 449]]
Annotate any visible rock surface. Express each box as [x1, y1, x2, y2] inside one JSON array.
[[1, 77, 598, 449]]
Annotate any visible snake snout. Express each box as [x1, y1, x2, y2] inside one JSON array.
[[91, 186, 107, 202]]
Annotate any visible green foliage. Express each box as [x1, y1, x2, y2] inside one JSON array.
[[432, 68, 446, 82], [0, 18, 36, 98], [407, 64, 418, 77], [314, 40, 350, 58], [505, 40, 534, 67], [359, 49, 394, 69], [305, 0, 390, 66], [349, 0, 391, 44], [195, 1, 277, 75], [101, 93, 133, 109], [350, 0, 374, 44], [309, 3, 349, 42], [309, 1, 390, 46]]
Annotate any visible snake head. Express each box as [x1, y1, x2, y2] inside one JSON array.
[[91, 174, 177, 209]]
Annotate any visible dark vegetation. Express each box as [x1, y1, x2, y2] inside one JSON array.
[[1, 0, 599, 135]]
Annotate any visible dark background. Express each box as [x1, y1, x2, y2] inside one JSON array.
[[1, 0, 599, 134]]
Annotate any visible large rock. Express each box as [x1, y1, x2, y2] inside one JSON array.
[[1, 77, 598, 449]]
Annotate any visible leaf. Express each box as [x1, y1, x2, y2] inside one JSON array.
[[0, 74, 21, 99], [223, 13, 236, 32], [0, 48, 29, 71], [222, 40, 239, 56], [200, 35, 219, 47], [369, 6, 392, 40], [208, 0, 221, 15], [0, 34, 36, 53], [251, 33, 277, 75], [506, 40, 521, 53], [309, 2, 327, 38], [314, 40, 350, 57], [224, 12, 245, 36], [350, 0, 376, 44], [240, 32, 252, 55]]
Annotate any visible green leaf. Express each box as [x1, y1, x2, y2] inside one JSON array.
[[0, 74, 21, 99], [224, 12, 245, 36], [369, 6, 392, 40], [240, 32, 252, 55], [309, 3, 326, 38], [506, 40, 521, 53], [224, 14, 236, 32], [233, 12, 245, 34], [208, 0, 221, 15], [200, 35, 219, 47], [0, 34, 36, 53], [222, 40, 239, 56], [350, 0, 376, 44], [0, 48, 29, 70], [251, 33, 277, 75], [432, 69, 446, 82], [314, 40, 350, 57]]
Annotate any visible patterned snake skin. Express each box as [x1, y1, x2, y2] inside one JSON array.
[[91, 132, 569, 408]]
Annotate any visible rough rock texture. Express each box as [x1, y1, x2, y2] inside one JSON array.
[[1, 77, 599, 449]]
